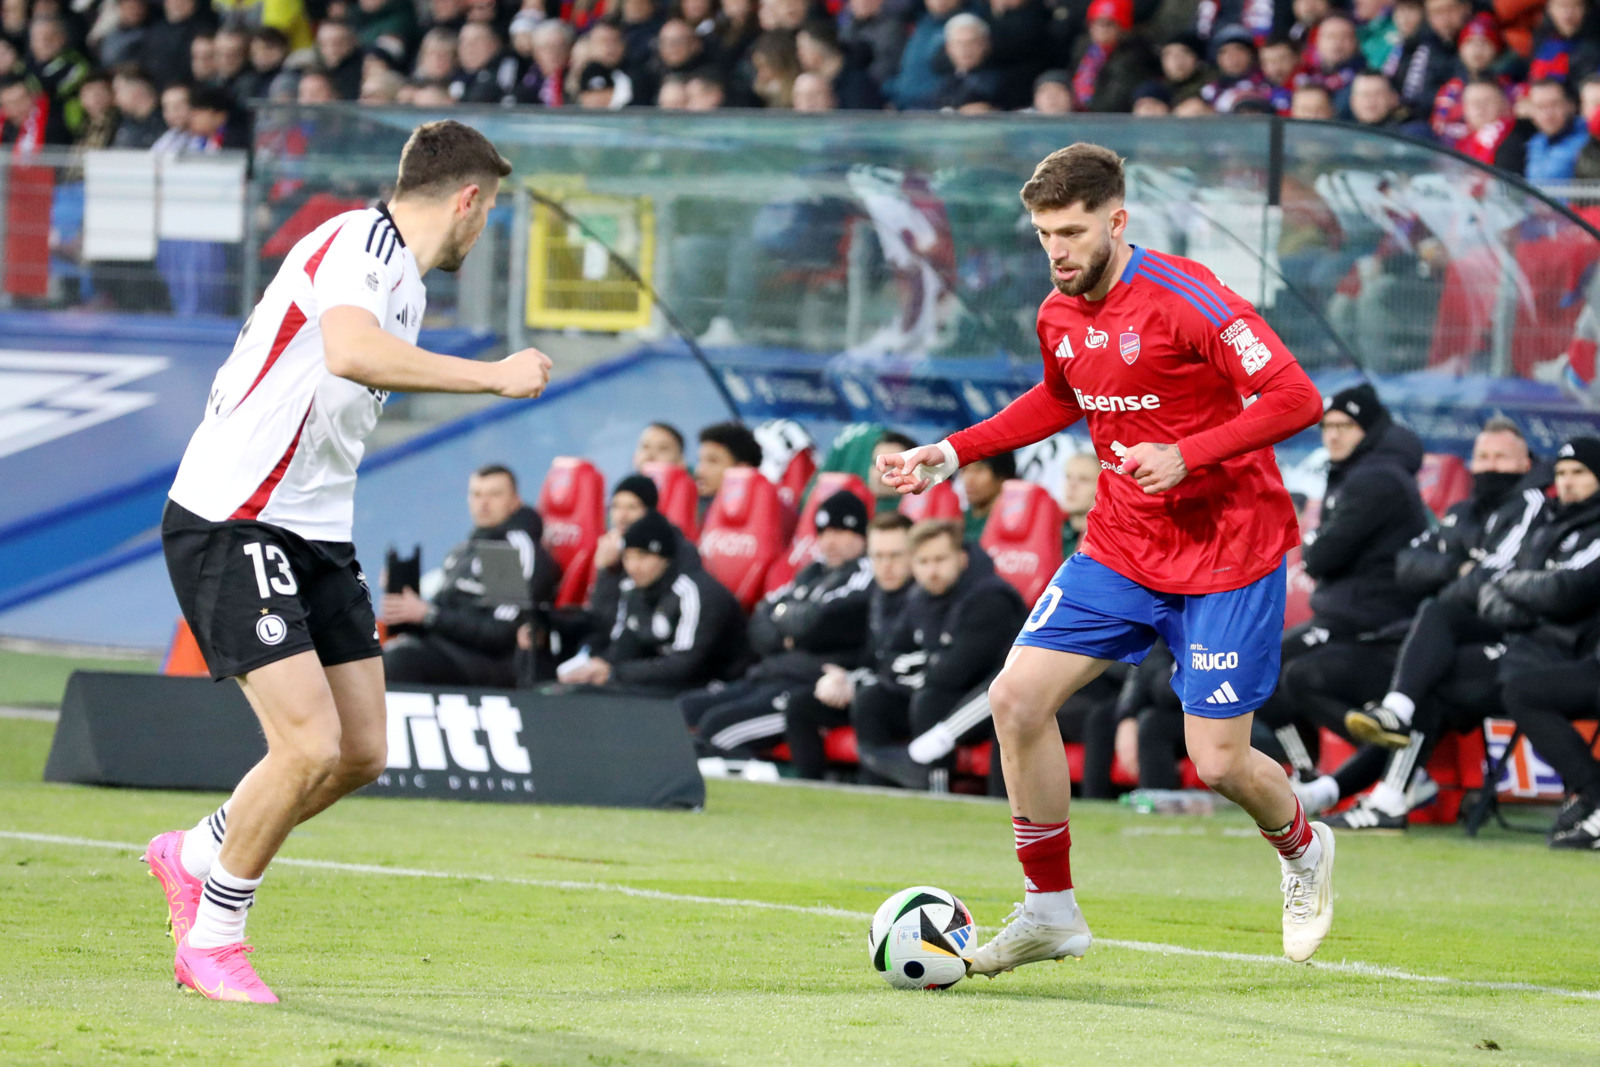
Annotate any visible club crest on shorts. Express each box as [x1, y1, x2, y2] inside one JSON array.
[[1120, 331, 1141, 365], [256, 614, 287, 645]]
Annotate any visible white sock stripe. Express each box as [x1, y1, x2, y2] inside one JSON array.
[[1275, 727, 1314, 771], [937, 693, 993, 739], [1384, 736, 1423, 792], [1014, 825, 1068, 848]]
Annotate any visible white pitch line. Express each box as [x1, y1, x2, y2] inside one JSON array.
[[4, 829, 1598, 1002]]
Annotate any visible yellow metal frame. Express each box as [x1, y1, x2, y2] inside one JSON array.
[[524, 181, 656, 332]]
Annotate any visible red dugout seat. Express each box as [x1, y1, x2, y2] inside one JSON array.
[[764, 472, 875, 592], [778, 448, 818, 514], [643, 461, 700, 543], [979, 479, 1064, 605], [537, 457, 605, 608], [899, 480, 962, 522], [699, 467, 787, 612], [1417, 453, 1472, 518]]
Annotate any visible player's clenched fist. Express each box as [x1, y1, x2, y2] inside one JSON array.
[[876, 442, 958, 495], [492, 347, 553, 398], [1121, 441, 1188, 494]]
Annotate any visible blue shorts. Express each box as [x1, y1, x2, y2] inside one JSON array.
[[1014, 554, 1287, 719]]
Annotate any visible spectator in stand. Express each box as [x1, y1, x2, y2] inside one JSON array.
[[1526, 78, 1589, 183], [28, 15, 90, 134], [73, 70, 119, 149], [190, 33, 219, 87], [410, 80, 455, 106], [785, 510, 916, 779], [1398, 0, 1468, 113], [142, 0, 217, 87], [1193, 0, 1289, 45], [1130, 79, 1170, 113], [1431, 13, 1514, 142], [187, 83, 246, 148], [1174, 94, 1215, 115], [683, 490, 875, 759], [451, 23, 520, 103], [1071, 0, 1156, 113], [1286, 0, 1330, 48], [1030, 68, 1074, 112], [959, 448, 1013, 542], [425, 0, 467, 34], [248, 29, 291, 101], [211, 0, 313, 52], [382, 465, 560, 689], [213, 29, 254, 100], [840, 0, 907, 89], [1158, 32, 1211, 106], [986, 0, 1051, 92], [98, 0, 154, 69], [361, 68, 405, 102], [1259, 34, 1301, 99], [695, 420, 763, 521], [1202, 24, 1272, 113], [1290, 80, 1336, 117], [797, 19, 882, 109], [853, 519, 1026, 792], [561, 511, 752, 694], [935, 13, 1017, 110], [1295, 13, 1365, 112], [717, 0, 761, 72], [111, 66, 164, 147], [414, 27, 460, 84], [685, 65, 727, 107], [884, 0, 965, 111], [621, 0, 668, 80], [675, 0, 720, 40], [316, 20, 365, 100], [1349, 68, 1430, 135], [0, 74, 67, 147], [649, 17, 710, 99], [576, 21, 641, 105], [791, 69, 834, 109], [658, 70, 691, 106], [1060, 451, 1097, 557], [1529, 0, 1600, 86], [748, 30, 800, 107], [351, 0, 419, 54], [1356, 0, 1398, 70], [1381, 0, 1425, 84], [577, 61, 631, 107], [297, 69, 338, 104], [1456, 74, 1528, 171], [634, 421, 688, 470]]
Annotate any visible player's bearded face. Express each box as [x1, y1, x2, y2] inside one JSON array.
[[1049, 224, 1114, 297]]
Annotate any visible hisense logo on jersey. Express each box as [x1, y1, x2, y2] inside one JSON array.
[[378, 691, 535, 795], [1072, 387, 1162, 412], [0, 352, 168, 459]]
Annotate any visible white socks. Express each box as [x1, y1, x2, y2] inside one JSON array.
[[908, 723, 956, 765], [1381, 692, 1416, 727], [188, 859, 261, 949], [180, 802, 228, 881], [1302, 775, 1340, 815], [1022, 888, 1079, 925], [1368, 780, 1407, 816]]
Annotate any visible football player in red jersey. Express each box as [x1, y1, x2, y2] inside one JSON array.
[[879, 143, 1334, 973]]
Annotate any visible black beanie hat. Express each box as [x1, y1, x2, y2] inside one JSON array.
[[613, 474, 659, 511], [622, 510, 677, 557], [1556, 437, 1600, 477], [814, 490, 868, 534], [1324, 382, 1386, 433]]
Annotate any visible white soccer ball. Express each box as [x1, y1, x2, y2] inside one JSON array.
[[868, 885, 974, 990]]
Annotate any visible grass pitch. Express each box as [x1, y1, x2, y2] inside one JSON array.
[[0, 717, 1596, 1066]]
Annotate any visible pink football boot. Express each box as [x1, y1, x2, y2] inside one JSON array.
[[174, 938, 279, 1003], [141, 831, 203, 945]]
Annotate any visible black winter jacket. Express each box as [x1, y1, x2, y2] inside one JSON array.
[[427, 506, 560, 656], [747, 556, 875, 682], [608, 564, 752, 689], [587, 528, 700, 658], [1396, 467, 1550, 611], [1479, 493, 1600, 664], [1302, 420, 1430, 633], [880, 551, 1027, 696]]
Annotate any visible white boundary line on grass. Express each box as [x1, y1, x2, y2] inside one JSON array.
[[5, 829, 1598, 1002]]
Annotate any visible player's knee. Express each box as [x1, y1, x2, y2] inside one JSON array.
[[1189, 746, 1248, 793], [338, 739, 388, 787], [277, 729, 343, 784], [988, 675, 1053, 738]]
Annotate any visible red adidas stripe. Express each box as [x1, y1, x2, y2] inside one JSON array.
[[230, 403, 313, 521], [232, 302, 307, 413], [303, 224, 343, 282]]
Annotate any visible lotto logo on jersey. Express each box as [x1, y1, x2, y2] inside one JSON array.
[[379, 691, 535, 794], [1072, 387, 1162, 412], [1220, 319, 1272, 375], [1085, 326, 1108, 349]]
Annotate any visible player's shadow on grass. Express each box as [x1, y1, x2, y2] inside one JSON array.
[[280, 998, 715, 1067]]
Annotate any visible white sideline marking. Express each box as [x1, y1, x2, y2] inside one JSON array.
[[4, 829, 1598, 1002]]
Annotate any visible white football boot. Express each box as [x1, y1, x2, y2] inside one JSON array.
[[1280, 821, 1335, 963], [965, 902, 1093, 977]]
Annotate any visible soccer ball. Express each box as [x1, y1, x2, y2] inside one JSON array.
[[868, 885, 974, 990]]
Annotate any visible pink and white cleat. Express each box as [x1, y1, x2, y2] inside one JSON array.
[[174, 938, 279, 1003], [142, 831, 203, 945]]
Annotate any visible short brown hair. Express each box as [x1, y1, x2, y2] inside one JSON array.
[[869, 510, 913, 533], [1020, 143, 1124, 213], [394, 120, 513, 200], [908, 518, 962, 552]]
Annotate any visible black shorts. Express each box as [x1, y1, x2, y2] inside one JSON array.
[[162, 500, 381, 681]]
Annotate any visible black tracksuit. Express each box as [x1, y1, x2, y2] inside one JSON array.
[[384, 506, 559, 689], [682, 556, 874, 758], [605, 563, 752, 694]]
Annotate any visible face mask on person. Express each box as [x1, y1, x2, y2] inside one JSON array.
[[1471, 469, 1521, 505]]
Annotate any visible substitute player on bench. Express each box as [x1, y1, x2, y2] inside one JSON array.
[[145, 121, 552, 1002], [879, 143, 1333, 974]]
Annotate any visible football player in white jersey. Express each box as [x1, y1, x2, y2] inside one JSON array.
[[144, 121, 552, 1002]]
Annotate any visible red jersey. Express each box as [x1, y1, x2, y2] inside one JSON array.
[[947, 246, 1322, 595]]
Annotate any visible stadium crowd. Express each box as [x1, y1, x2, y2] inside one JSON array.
[[5, 0, 1600, 186], [376, 407, 1600, 851]]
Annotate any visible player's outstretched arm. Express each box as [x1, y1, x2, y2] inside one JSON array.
[[322, 306, 552, 397], [876, 442, 959, 496]]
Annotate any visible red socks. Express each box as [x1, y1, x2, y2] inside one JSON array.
[[1261, 797, 1315, 863], [1013, 817, 1072, 892]]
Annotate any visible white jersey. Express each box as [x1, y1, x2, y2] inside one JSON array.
[[169, 207, 426, 542]]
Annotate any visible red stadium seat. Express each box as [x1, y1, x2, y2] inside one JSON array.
[[1417, 453, 1472, 519], [700, 467, 787, 612], [537, 457, 605, 609], [777, 443, 818, 514], [764, 471, 875, 592], [643, 461, 700, 543], [899, 480, 962, 522], [979, 479, 1065, 605]]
